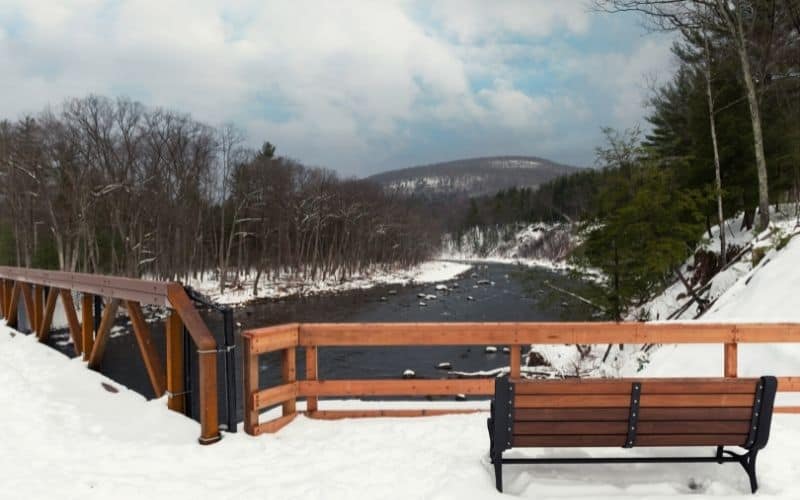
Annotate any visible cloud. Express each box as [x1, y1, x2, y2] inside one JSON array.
[[0, 0, 674, 175]]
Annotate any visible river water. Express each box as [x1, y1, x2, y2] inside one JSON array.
[[40, 262, 596, 423]]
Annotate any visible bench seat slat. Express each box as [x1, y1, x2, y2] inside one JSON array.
[[511, 379, 758, 395], [513, 435, 626, 447], [515, 394, 756, 408], [512, 433, 749, 447], [513, 420, 751, 436], [638, 407, 754, 421], [515, 407, 754, 421], [515, 408, 629, 421], [636, 434, 748, 446]]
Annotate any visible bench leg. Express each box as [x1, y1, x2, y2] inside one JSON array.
[[493, 459, 503, 492], [716, 446, 724, 464], [739, 450, 759, 494]]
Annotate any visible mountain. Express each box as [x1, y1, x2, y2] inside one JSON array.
[[367, 156, 582, 199]]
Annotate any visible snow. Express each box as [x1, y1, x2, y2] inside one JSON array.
[[633, 211, 799, 321], [2, 212, 800, 499], [630, 233, 800, 407], [2, 325, 800, 499], [185, 260, 471, 305]]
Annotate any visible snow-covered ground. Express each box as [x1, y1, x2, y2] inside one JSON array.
[[633, 211, 800, 321], [2, 325, 799, 500], [185, 260, 472, 305]]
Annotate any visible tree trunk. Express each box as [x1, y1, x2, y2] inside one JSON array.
[[703, 33, 727, 266], [729, 4, 770, 230]]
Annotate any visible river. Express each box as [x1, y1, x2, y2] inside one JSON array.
[[41, 262, 597, 424]]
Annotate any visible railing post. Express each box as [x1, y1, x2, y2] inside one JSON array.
[[509, 345, 521, 378], [306, 346, 318, 412], [166, 311, 186, 413], [243, 335, 259, 435], [282, 347, 297, 415], [725, 343, 738, 378], [33, 284, 44, 334], [165, 284, 220, 444], [0, 278, 6, 318], [81, 294, 94, 361], [6, 282, 19, 328], [221, 307, 237, 433]]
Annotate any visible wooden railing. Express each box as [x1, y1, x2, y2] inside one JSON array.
[[242, 322, 800, 436], [0, 266, 221, 444]]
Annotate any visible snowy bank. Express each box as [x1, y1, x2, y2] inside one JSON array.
[[439, 223, 577, 272], [2, 325, 800, 500], [185, 260, 472, 305], [633, 234, 800, 407]]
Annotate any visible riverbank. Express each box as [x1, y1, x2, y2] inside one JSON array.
[[185, 260, 473, 306]]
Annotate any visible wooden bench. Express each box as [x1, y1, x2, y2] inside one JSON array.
[[488, 376, 777, 493]]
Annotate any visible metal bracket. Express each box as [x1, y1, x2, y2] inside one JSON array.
[[507, 380, 515, 448], [624, 382, 641, 448], [744, 380, 765, 448]]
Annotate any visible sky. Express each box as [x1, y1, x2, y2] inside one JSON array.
[[0, 0, 675, 177]]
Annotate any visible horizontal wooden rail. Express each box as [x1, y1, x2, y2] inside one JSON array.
[[242, 322, 800, 436], [295, 322, 800, 345], [0, 267, 221, 445]]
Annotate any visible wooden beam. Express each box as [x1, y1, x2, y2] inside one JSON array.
[[81, 294, 93, 361], [305, 346, 318, 412], [59, 290, 82, 354], [298, 379, 494, 397], [5, 282, 19, 327], [0, 279, 6, 318], [33, 284, 44, 334], [306, 409, 483, 420], [166, 311, 185, 413], [37, 286, 59, 342], [166, 284, 220, 445], [253, 413, 297, 435], [293, 322, 800, 346], [724, 343, 738, 378], [509, 345, 521, 378], [126, 301, 166, 397], [253, 382, 298, 409], [242, 324, 299, 354], [19, 282, 35, 333], [281, 348, 297, 415], [0, 266, 172, 306], [778, 377, 800, 392], [775, 406, 800, 414], [87, 299, 120, 369], [243, 336, 260, 435]]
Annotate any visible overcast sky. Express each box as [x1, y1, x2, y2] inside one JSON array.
[[0, 1, 675, 177]]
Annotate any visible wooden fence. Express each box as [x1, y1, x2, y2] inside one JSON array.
[[242, 322, 800, 436], [0, 266, 221, 444]]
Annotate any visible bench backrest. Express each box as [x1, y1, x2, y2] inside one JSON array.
[[490, 376, 777, 456]]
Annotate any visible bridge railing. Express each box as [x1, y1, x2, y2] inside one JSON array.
[[0, 266, 221, 444], [242, 322, 800, 436]]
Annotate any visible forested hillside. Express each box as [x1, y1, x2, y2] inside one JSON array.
[[457, 1, 799, 320], [368, 156, 580, 198]]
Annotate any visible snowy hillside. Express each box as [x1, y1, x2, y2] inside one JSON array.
[[439, 223, 577, 269], [632, 211, 800, 321], [368, 156, 580, 198]]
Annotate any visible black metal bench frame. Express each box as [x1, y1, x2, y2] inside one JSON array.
[[487, 376, 777, 494]]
